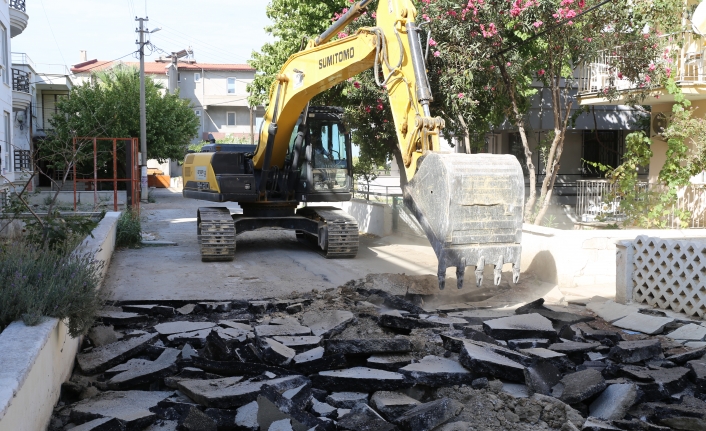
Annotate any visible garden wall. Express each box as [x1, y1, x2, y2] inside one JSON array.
[[0, 211, 120, 431]]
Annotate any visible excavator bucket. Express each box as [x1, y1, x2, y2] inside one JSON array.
[[403, 153, 524, 290]]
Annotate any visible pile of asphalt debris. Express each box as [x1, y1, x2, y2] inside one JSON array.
[[50, 275, 706, 431]]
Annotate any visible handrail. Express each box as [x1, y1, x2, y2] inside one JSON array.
[[9, 0, 26, 13]]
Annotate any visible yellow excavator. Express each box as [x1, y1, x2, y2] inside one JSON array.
[[182, 0, 525, 290]]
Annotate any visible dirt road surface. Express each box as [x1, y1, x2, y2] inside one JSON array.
[[107, 188, 524, 302]]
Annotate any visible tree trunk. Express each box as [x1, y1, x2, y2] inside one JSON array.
[[497, 59, 536, 222], [456, 114, 471, 154]]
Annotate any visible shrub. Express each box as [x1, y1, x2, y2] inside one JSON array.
[[116, 209, 142, 248], [23, 211, 101, 250], [0, 241, 104, 337]]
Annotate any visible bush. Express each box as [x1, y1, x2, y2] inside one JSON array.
[[0, 241, 104, 337], [23, 211, 100, 250], [116, 209, 142, 248]]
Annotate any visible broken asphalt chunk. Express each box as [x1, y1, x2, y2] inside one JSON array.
[[272, 335, 322, 353], [301, 309, 355, 338], [122, 304, 175, 317], [588, 383, 638, 421], [261, 338, 296, 366], [177, 375, 306, 409], [96, 310, 148, 326], [336, 403, 396, 431], [107, 348, 180, 390], [326, 392, 368, 409], [458, 341, 526, 382], [394, 397, 464, 431], [636, 367, 691, 401], [371, 390, 420, 422], [608, 339, 662, 364], [324, 338, 413, 356], [154, 321, 216, 335], [666, 323, 706, 341], [77, 333, 157, 375], [551, 368, 606, 404], [515, 298, 594, 326], [254, 324, 312, 338], [586, 299, 632, 323], [524, 360, 562, 396], [483, 313, 557, 341], [69, 417, 124, 431], [366, 354, 413, 371], [70, 390, 172, 430], [612, 313, 675, 336], [399, 355, 473, 387], [311, 367, 412, 392]]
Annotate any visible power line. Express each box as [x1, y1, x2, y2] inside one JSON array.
[[150, 31, 241, 64], [75, 51, 140, 74], [150, 21, 251, 63], [38, 0, 67, 67]]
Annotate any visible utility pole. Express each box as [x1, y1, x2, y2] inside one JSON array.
[[136, 17, 149, 202]]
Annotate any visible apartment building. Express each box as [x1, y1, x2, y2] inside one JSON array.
[[0, 0, 29, 204], [70, 57, 264, 144]]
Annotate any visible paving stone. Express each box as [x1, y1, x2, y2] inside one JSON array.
[[336, 403, 396, 431], [96, 310, 148, 326], [122, 304, 175, 317], [508, 338, 551, 349], [613, 313, 675, 335], [70, 390, 172, 429], [324, 338, 413, 355], [393, 397, 464, 431], [234, 401, 259, 431], [324, 392, 368, 410], [154, 321, 216, 335], [608, 339, 662, 364], [458, 341, 526, 382], [666, 323, 706, 341], [366, 354, 413, 371], [370, 391, 420, 422], [271, 336, 322, 353], [311, 367, 412, 392], [483, 313, 557, 341], [399, 355, 473, 387], [589, 383, 638, 420], [177, 375, 306, 409], [636, 367, 691, 401], [254, 324, 312, 338], [301, 309, 355, 338], [70, 417, 123, 431], [666, 346, 706, 364], [524, 361, 562, 396], [77, 333, 157, 374], [107, 348, 180, 389], [586, 299, 632, 323], [547, 341, 600, 355], [551, 369, 607, 404], [311, 400, 337, 418], [261, 338, 296, 366], [87, 325, 120, 347]]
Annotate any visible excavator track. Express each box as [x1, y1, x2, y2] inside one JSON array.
[[296, 208, 359, 258], [197, 207, 235, 262]]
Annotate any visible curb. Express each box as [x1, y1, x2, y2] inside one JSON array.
[[0, 211, 121, 431]]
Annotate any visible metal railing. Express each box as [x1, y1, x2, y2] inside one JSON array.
[[11, 52, 34, 70], [12, 68, 29, 93], [578, 32, 706, 95], [353, 183, 403, 204], [576, 179, 706, 228], [10, 0, 26, 12], [13, 150, 30, 171]]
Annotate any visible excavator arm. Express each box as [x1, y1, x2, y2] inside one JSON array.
[[252, 0, 525, 290]]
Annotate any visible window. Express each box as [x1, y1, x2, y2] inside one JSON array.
[[194, 109, 201, 117], [41, 93, 67, 131], [227, 112, 236, 126], [194, 73, 201, 82], [0, 25, 7, 85], [227, 77, 236, 94], [14, 150, 30, 171], [177, 72, 181, 83], [582, 130, 623, 177]]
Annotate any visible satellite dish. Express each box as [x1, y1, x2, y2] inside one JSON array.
[[692, 1, 706, 35], [652, 112, 669, 136]]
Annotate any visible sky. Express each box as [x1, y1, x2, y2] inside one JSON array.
[[11, 0, 272, 68]]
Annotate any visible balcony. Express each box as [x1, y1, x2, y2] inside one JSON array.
[[9, 0, 28, 38], [578, 32, 706, 106], [12, 68, 31, 111]]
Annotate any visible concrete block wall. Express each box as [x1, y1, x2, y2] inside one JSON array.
[[621, 235, 706, 319], [0, 211, 120, 431]]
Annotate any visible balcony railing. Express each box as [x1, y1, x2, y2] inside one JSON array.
[[10, 0, 26, 12], [13, 150, 30, 171], [576, 179, 706, 228], [12, 68, 29, 93], [578, 32, 706, 95]]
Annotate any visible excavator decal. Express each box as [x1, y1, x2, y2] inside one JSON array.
[[318, 48, 355, 69]]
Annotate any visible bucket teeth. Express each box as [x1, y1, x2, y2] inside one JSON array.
[[493, 256, 504, 286], [474, 257, 485, 287], [437, 273, 446, 291], [513, 265, 521, 284], [456, 266, 465, 290]]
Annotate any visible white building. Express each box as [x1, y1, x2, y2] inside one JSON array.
[[0, 0, 29, 204]]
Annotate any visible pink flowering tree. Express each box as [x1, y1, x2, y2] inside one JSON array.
[[423, 0, 680, 224]]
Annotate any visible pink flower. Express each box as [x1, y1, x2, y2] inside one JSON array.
[[538, 69, 545, 76], [353, 81, 361, 89], [429, 38, 437, 47], [507, 62, 511, 66], [533, 21, 543, 28], [338, 32, 348, 38], [433, 51, 440, 57], [617, 72, 623, 79], [364, 106, 371, 113], [649, 63, 656, 71], [644, 74, 651, 83], [458, 93, 464, 98], [422, 14, 430, 21]]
